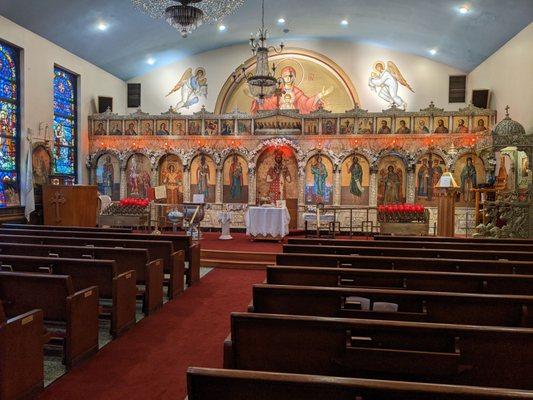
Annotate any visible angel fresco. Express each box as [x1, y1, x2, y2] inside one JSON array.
[[166, 67, 208, 110], [369, 61, 413, 110]]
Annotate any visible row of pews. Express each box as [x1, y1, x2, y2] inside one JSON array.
[[187, 235, 533, 399], [0, 223, 201, 400]]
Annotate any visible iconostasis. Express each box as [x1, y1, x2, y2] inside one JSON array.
[[85, 48, 505, 233]]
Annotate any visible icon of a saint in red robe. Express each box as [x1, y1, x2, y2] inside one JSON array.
[[251, 66, 333, 114], [266, 150, 292, 202]]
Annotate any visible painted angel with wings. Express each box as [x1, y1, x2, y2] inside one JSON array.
[[368, 61, 414, 110], [166, 67, 208, 110]]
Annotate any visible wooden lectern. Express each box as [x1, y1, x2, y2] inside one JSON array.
[[435, 172, 459, 237], [43, 185, 98, 227]]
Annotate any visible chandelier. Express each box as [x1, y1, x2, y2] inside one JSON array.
[[234, 0, 285, 102], [131, 0, 245, 38]]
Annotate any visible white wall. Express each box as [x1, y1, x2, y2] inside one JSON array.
[[467, 23, 533, 134], [0, 15, 126, 188], [127, 39, 467, 115]]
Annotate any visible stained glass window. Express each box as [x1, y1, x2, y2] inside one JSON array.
[[0, 41, 20, 208], [53, 67, 77, 179]]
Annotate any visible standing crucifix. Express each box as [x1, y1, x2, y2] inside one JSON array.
[[50, 191, 66, 223]]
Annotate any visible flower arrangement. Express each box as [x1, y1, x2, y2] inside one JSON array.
[[103, 198, 150, 215], [377, 203, 429, 223]]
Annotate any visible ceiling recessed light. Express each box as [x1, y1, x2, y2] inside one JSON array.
[[97, 21, 108, 31], [278, 18, 286, 24], [146, 57, 156, 65], [429, 48, 437, 55], [219, 25, 227, 31], [341, 19, 349, 26], [458, 6, 469, 14]]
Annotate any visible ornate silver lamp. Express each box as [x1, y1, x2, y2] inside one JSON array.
[[233, 0, 285, 103], [132, 0, 245, 38]]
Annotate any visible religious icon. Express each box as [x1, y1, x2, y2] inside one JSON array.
[[188, 120, 201, 135], [472, 116, 489, 133], [358, 118, 374, 134], [196, 154, 211, 199], [322, 119, 337, 135], [237, 120, 251, 135], [160, 155, 183, 204], [266, 149, 293, 202], [171, 119, 186, 136], [378, 156, 405, 205], [100, 155, 115, 197], [340, 118, 355, 135], [221, 120, 234, 135], [141, 120, 154, 135], [311, 155, 328, 200], [109, 120, 123, 135], [368, 61, 414, 110], [166, 67, 208, 110], [349, 155, 364, 197], [124, 120, 138, 136], [433, 118, 449, 133], [126, 154, 152, 198], [156, 120, 170, 136], [453, 117, 469, 133], [304, 119, 319, 135], [32, 146, 50, 188], [416, 154, 445, 203], [395, 118, 411, 134], [204, 120, 218, 135], [229, 154, 243, 200], [383, 165, 402, 203], [414, 117, 430, 134], [460, 157, 477, 202], [251, 66, 333, 114], [94, 121, 107, 135], [377, 118, 392, 134]]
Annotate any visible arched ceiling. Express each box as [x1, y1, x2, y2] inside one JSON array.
[[1, 0, 531, 80]]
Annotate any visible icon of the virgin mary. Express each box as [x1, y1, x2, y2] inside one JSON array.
[[251, 66, 333, 114]]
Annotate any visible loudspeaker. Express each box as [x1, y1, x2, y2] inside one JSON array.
[[128, 83, 141, 108], [449, 75, 466, 103], [98, 96, 113, 113], [472, 89, 490, 109]]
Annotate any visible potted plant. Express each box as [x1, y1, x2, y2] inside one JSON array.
[[377, 203, 430, 235]]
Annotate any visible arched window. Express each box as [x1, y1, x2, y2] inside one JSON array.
[[53, 66, 78, 182], [0, 41, 20, 208]]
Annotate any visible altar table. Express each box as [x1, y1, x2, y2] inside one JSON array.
[[245, 206, 291, 241]]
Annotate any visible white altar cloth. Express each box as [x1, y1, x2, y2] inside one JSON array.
[[245, 206, 290, 238]]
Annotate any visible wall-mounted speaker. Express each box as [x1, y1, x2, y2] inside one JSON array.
[[472, 89, 490, 109], [449, 75, 466, 103], [128, 83, 141, 108], [98, 96, 113, 113]]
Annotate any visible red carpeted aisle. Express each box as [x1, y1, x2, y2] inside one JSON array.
[[39, 268, 265, 400]]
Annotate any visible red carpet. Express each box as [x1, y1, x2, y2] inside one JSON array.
[[39, 269, 265, 400], [200, 232, 283, 253]]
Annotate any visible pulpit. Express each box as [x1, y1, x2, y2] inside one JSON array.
[[43, 185, 98, 227]]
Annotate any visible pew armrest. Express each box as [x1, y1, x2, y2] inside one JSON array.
[[145, 258, 164, 314], [66, 286, 100, 369], [112, 270, 137, 338], [189, 243, 201, 285], [223, 333, 234, 369], [0, 309, 44, 400]]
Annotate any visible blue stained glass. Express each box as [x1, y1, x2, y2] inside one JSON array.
[[53, 67, 77, 177], [0, 171, 19, 208], [53, 146, 75, 175], [0, 136, 16, 170], [0, 43, 16, 102], [0, 101, 17, 138]]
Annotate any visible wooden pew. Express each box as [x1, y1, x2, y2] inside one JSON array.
[[187, 367, 533, 400], [287, 237, 533, 252], [251, 284, 533, 327], [266, 265, 533, 295], [283, 244, 533, 262], [0, 272, 99, 369], [0, 254, 136, 337], [0, 303, 43, 400], [276, 253, 533, 275], [0, 234, 184, 299], [0, 242, 164, 315], [2, 223, 132, 233], [0, 227, 198, 287], [374, 235, 533, 244], [226, 312, 533, 389]]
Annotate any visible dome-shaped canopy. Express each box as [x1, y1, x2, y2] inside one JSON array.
[[494, 106, 526, 136]]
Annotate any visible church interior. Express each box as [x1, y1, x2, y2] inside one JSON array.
[[0, 0, 532, 399]]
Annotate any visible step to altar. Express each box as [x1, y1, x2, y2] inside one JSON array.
[[200, 249, 276, 270]]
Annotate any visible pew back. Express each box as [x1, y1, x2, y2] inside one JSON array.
[[374, 235, 533, 244], [2, 223, 132, 233]]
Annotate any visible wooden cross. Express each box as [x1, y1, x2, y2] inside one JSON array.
[[50, 191, 66, 223], [505, 105, 510, 117]]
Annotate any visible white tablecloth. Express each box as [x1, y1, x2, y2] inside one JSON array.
[[245, 206, 291, 238]]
